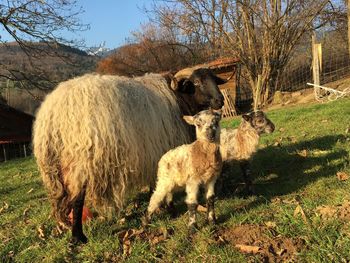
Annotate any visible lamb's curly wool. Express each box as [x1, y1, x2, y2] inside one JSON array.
[[220, 123, 260, 161], [33, 73, 191, 223], [146, 110, 222, 227]]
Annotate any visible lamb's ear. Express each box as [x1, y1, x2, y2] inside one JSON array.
[[213, 109, 222, 118], [242, 114, 251, 122], [183, 115, 195, 125]]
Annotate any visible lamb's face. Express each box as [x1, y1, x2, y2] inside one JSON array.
[[183, 110, 222, 142], [242, 110, 275, 135]]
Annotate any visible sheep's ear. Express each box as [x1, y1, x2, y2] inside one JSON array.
[[171, 78, 195, 94], [242, 114, 251, 122], [183, 115, 195, 125]]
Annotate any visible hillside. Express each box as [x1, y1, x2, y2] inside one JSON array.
[[0, 42, 99, 115]]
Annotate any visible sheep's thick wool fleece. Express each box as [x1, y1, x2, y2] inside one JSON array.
[[33, 73, 191, 219]]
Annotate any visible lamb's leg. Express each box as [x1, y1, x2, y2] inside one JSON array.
[[239, 160, 254, 194], [145, 183, 171, 224], [165, 192, 176, 217], [205, 178, 217, 224], [185, 181, 199, 231], [71, 189, 87, 244]]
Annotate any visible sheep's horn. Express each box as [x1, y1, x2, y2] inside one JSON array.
[[170, 66, 200, 90]]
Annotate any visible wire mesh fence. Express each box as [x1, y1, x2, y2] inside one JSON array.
[[232, 31, 350, 113]]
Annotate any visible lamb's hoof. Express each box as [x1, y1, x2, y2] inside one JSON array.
[[207, 217, 217, 226], [188, 223, 198, 235], [245, 185, 256, 196], [166, 202, 177, 218], [71, 233, 88, 245], [142, 213, 150, 227]]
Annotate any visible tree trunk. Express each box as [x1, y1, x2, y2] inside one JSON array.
[[348, 0, 350, 57]]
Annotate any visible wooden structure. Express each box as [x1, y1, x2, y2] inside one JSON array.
[[199, 57, 241, 118], [0, 103, 34, 162]]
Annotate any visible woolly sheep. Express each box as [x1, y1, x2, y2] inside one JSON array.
[[33, 68, 227, 243], [145, 109, 222, 230], [219, 110, 275, 194]]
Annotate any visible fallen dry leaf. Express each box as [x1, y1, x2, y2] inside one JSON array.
[[276, 248, 287, 256], [0, 202, 9, 213], [118, 217, 126, 224], [197, 204, 207, 212], [345, 127, 350, 134], [337, 172, 349, 181], [293, 205, 308, 224], [321, 119, 328, 123], [235, 244, 261, 254], [265, 221, 277, 228], [37, 225, 45, 240], [297, 149, 308, 158], [315, 205, 337, 219], [23, 207, 30, 217], [27, 188, 34, 194], [279, 127, 285, 132]]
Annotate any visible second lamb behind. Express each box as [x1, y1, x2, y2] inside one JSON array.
[[145, 109, 222, 230]]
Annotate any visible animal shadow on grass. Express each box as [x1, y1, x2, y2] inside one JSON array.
[[216, 134, 349, 223]]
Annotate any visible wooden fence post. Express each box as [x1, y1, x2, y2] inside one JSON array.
[[312, 35, 322, 86], [254, 74, 262, 111], [23, 143, 27, 157], [2, 145, 7, 162]]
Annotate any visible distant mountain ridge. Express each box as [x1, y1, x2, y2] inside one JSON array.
[[0, 41, 98, 83]]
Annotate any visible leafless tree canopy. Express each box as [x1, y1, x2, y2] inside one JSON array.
[[145, 0, 345, 107], [0, 0, 89, 90], [97, 23, 208, 76]]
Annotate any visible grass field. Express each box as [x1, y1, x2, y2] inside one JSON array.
[[1, 98, 350, 262]]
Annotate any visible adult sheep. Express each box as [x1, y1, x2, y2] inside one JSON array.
[[33, 68, 226, 243]]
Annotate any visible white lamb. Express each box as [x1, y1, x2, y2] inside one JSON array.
[[145, 109, 222, 230]]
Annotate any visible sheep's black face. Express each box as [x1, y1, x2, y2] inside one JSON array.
[[243, 111, 275, 135], [184, 109, 222, 143], [180, 69, 225, 110]]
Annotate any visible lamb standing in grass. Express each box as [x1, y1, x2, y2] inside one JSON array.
[[145, 109, 222, 229], [219, 110, 275, 194]]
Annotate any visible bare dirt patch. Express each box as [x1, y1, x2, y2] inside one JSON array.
[[215, 224, 305, 262]]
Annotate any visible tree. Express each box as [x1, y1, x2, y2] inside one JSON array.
[[148, 0, 337, 107], [0, 0, 89, 90], [97, 23, 202, 76]]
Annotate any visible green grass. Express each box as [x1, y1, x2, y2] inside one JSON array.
[[1, 98, 350, 262]]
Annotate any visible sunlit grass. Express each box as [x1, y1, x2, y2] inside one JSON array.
[[1, 98, 349, 262]]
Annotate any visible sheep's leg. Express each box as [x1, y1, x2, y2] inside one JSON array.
[[239, 160, 254, 194], [185, 182, 199, 231], [205, 178, 217, 224], [71, 189, 87, 244]]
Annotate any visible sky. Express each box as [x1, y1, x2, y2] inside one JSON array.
[[0, 0, 151, 50], [75, 0, 150, 49]]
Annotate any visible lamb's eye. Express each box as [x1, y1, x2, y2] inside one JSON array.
[[194, 80, 200, 86]]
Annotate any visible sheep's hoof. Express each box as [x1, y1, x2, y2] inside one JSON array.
[[71, 233, 88, 245]]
